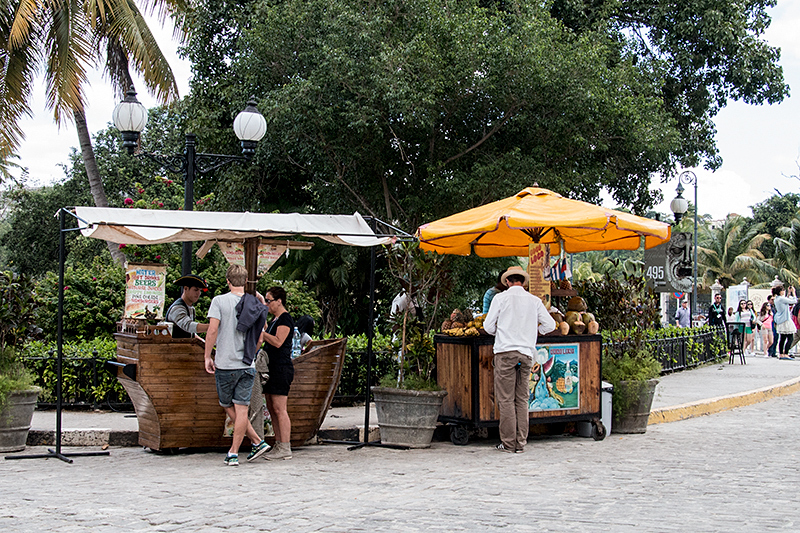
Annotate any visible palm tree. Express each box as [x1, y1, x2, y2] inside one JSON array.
[[1, 0, 184, 262], [697, 215, 772, 288], [771, 212, 800, 286]]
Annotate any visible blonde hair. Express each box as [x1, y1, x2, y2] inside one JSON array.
[[226, 264, 248, 287]]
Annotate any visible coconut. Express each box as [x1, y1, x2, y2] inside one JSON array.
[[581, 312, 596, 324], [567, 296, 588, 312]]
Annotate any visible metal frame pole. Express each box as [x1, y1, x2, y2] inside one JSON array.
[[182, 134, 197, 277], [6, 209, 109, 462]]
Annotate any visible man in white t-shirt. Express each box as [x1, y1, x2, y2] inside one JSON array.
[[204, 264, 267, 466], [484, 266, 556, 453]]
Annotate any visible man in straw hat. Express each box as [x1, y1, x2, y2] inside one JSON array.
[[484, 265, 556, 453], [166, 274, 210, 339]]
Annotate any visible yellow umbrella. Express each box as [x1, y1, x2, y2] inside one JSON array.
[[416, 187, 670, 257]]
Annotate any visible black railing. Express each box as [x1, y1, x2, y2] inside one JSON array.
[[22, 349, 132, 411], [602, 326, 728, 374]]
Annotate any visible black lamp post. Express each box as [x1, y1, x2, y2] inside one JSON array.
[[670, 171, 698, 320], [112, 88, 266, 276]]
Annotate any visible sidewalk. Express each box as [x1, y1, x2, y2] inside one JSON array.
[[28, 354, 800, 446]]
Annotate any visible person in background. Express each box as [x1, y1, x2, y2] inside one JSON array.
[[259, 286, 295, 460], [707, 293, 727, 328], [768, 294, 778, 357], [772, 285, 797, 360], [746, 300, 758, 354], [727, 307, 734, 319], [482, 272, 508, 314], [165, 274, 210, 339], [295, 315, 315, 350], [675, 299, 691, 328], [734, 299, 755, 356], [204, 265, 267, 466], [484, 266, 556, 453], [759, 302, 774, 356]]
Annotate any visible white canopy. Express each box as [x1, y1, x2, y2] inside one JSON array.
[[74, 207, 392, 247]]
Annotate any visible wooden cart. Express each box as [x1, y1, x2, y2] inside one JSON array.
[[435, 333, 605, 444]]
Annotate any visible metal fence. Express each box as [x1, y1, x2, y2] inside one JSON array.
[[23, 349, 132, 411], [602, 326, 728, 375]]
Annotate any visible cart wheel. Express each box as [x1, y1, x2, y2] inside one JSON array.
[[450, 425, 470, 446], [591, 419, 606, 441]]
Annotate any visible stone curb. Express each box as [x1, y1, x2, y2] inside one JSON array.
[[648, 375, 800, 425], [26, 426, 380, 448], [27, 429, 139, 447]]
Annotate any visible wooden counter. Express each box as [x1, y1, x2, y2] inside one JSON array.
[[435, 333, 603, 442]]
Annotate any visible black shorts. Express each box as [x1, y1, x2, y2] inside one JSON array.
[[263, 362, 294, 396]]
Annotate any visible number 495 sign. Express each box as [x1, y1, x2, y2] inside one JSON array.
[[644, 232, 694, 293]]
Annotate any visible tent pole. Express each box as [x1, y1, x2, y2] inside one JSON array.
[[6, 209, 109, 462], [244, 237, 259, 295]]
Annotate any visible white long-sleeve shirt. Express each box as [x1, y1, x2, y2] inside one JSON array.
[[483, 285, 557, 358]]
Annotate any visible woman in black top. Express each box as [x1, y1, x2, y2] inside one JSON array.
[[259, 286, 295, 459]]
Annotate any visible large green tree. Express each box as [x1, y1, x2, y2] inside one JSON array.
[[550, 0, 789, 170], [182, 0, 786, 226]]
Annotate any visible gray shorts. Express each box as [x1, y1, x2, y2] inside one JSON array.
[[215, 368, 256, 407]]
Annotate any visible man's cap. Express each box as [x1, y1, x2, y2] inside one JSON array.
[[174, 274, 208, 289]]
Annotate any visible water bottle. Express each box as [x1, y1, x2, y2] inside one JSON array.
[[291, 326, 301, 358]]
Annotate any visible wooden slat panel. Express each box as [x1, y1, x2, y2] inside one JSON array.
[[435, 340, 472, 419]]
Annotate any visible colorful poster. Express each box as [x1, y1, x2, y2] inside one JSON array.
[[528, 343, 579, 412], [124, 263, 167, 319], [528, 243, 551, 309], [217, 242, 287, 274]]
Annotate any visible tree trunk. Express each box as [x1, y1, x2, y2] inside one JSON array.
[[74, 109, 126, 265]]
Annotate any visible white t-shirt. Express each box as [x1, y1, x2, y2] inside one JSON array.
[[207, 292, 251, 370]]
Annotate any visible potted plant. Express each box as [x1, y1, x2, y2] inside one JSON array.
[[0, 271, 41, 452], [577, 269, 662, 434], [371, 242, 448, 448]]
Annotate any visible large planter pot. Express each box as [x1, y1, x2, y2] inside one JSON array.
[[371, 386, 447, 448], [611, 379, 658, 434], [0, 388, 40, 453]]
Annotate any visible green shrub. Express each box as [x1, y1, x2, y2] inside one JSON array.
[[35, 258, 125, 342], [0, 270, 41, 408]]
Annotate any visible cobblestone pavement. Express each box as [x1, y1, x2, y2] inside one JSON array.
[[4, 392, 799, 532]]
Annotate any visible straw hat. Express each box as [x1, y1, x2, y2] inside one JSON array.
[[500, 266, 529, 287]]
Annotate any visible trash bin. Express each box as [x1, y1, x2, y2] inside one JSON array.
[[601, 381, 613, 435]]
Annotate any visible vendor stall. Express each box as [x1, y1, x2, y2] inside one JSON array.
[[417, 187, 671, 444], [70, 207, 394, 451], [436, 332, 602, 443]]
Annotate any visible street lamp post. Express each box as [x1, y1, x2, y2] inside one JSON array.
[[670, 171, 699, 321], [112, 88, 267, 276]]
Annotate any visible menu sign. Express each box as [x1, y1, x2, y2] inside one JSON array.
[[528, 243, 551, 309], [218, 242, 287, 274], [257, 244, 287, 274], [124, 263, 167, 319]]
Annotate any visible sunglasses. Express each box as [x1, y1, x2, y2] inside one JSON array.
[[264, 298, 275, 304]]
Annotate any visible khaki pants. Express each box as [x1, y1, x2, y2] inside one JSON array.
[[493, 351, 532, 451]]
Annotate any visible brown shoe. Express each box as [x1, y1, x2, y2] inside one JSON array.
[[264, 441, 292, 460]]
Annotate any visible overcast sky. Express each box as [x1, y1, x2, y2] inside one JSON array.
[[11, 3, 800, 221]]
